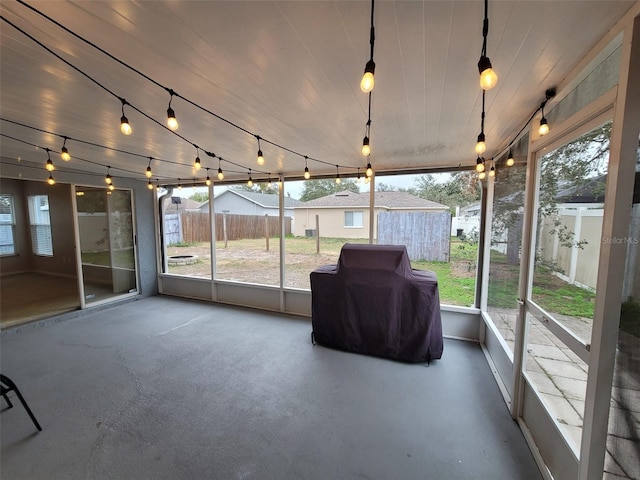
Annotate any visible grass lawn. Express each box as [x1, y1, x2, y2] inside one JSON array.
[[167, 236, 596, 318]]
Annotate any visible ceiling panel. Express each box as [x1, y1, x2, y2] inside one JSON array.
[[0, 0, 635, 186]]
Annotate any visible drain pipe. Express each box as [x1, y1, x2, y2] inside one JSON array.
[[158, 187, 174, 273]]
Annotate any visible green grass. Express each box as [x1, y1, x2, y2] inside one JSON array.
[[172, 236, 597, 318], [485, 249, 596, 318]]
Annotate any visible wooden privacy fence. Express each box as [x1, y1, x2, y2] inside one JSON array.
[[177, 211, 291, 243], [377, 211, 451, 262]]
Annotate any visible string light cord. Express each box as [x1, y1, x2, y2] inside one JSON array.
[[13, 0, 355, 172], [0, 133, 163, 179], [0, 14, 274, 176], [491, 88, 556, 163]]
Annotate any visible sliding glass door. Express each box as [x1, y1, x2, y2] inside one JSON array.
[[75, 186, 138, 304]]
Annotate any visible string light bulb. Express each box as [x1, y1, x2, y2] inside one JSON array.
[[489, 161, 496, 178], [147, 180, 154, 190], [247, 169, 253, 188], [335, 165, 341, 184], [177, 179, 182, 190], [538, 88, 555, 136], [45, 149, 54, 171], [361, 59, 375, 93], [506, 149, 515, 167], [539, 116, 549, 136], [60, 137, 70, 161], [47, 174, 55, 185], [366, 162, 373, 177], [478, 56, 498, 90], [146, 158, 153, 178], [108, 183, 115, 191], [120, 99, 132, 135], [256, 136, 265, 166], [360, 0, 376, 93], [166, 90, 178, 130], [304, 156, 310, 180], [478, 0, 498, 90], [475, 133, 486, 155], [362, 136, 370, 156], [217, 158, 224, 180], [356, 168, 362, 184], [194, 147, 202, 170], [478, 171, 486, 180], [476, 157, 485, 173], [205, 168, 212, 186], [105, 166, 112, 185]]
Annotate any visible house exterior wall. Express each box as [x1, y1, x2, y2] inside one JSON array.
[[293, 207, 370, 239], [204, 192, 294, 218], [294, 207, 446, 239]]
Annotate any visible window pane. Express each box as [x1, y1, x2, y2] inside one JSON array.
[[531, 121, 611, 343], [213, 184, 281, 286], [286, 178, 367, 289], [27, 195, 53, 256], [374, 172, 480, 307], [0, 194, 15, 255], [161, 185, 212, 279], [487, 161, 528, 354], [524, 312, 588, 455]]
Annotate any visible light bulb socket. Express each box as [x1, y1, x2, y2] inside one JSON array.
[[477, 56, 492, 75], [364, 59, 375, 75]]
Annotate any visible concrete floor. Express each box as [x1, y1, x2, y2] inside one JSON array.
[[1, 296, 542, 479]]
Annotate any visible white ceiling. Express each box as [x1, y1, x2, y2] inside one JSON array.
[[0, 1, 636, 186]]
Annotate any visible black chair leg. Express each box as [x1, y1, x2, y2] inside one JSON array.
[[13, 386, 42, 431], [0, 374, 42, 432], [2, 391, 14, 409]]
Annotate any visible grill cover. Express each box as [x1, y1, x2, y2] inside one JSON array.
[[310, 244, 443, 363]]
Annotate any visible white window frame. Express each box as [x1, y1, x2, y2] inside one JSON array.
[[0, 194, 16, 255], [344, 210, 363, 228], [27, 195, 53, 257]]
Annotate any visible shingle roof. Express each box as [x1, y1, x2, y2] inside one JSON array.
[[297, 190, 448, 210], [215, 189, 302, 208]]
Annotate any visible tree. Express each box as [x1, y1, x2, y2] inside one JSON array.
[[231, 183, 279, 195], [189, 192, 209, 203], [491, 121, 613, 266], [299, 179, 359, 202], [413, 172, 481, 213]]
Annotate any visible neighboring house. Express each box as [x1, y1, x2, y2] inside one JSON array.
[[164, 196, 204, 212], [293, 190, 448, 239], [199, 189, 301, 218]]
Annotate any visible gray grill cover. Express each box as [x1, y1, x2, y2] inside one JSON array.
[[310, 244, 443, 363]]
